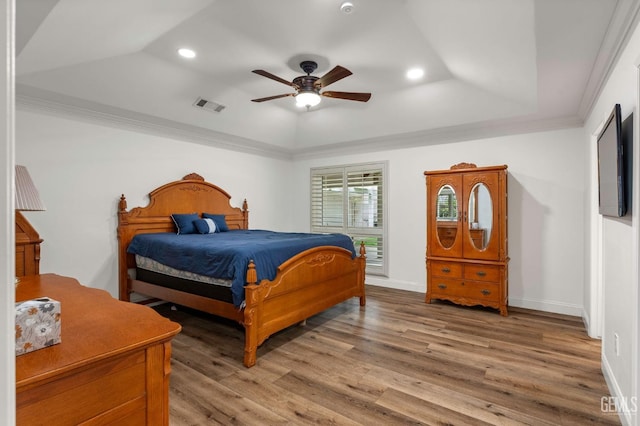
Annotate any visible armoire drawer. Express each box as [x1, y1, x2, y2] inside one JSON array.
[[430, 261, 462, 278], [463, 264, 501, 282], [430, 278, 500, 302]]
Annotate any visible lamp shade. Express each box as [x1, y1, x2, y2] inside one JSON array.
[[15, 165, 46, 211]]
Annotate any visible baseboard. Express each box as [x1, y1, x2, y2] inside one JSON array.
[[365, 276, 423, 294], [366, 281, 587, 317], [582, 309, 599, 338], [602, 353, 636, 425], [508, 296, 583, 317]]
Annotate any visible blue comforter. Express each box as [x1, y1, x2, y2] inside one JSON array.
[[127, 230, 356, 307]]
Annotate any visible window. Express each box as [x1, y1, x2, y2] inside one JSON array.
[[311, 162, 387, 275]]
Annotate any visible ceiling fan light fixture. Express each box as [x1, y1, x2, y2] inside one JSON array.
[[295, 91, 321, 108], [252, 61, 370, 105]]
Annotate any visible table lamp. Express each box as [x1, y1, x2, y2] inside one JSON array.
[[16, 165, 46, 211]]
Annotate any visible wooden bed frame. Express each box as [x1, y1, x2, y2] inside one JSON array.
[[117, 173, 366, 367]]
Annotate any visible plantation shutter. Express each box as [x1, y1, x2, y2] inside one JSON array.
[[311, 163, 387, 275], [311, 170, 344, 230]]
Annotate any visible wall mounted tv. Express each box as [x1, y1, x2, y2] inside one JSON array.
[[597, 103, 633, 217]]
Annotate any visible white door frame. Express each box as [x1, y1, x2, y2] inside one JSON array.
[[1, 0, 16, 424]]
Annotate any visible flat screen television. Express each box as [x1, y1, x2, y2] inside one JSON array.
[[597, 103, 627, 217]]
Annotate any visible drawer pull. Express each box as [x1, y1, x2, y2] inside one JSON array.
[[476, 271, 487, 277], [438, 284, 447, 290], [441, 267, 451, 273], [481, 289, 491, 296]]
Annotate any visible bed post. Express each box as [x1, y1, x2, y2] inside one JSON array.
[[243, 261, 259, 367], [242, 199, 249, 229], [117, 194, 131, 302], [358, 241, 366, 306]]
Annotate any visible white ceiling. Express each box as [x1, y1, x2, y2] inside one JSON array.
[[15, 0, 640, 158]]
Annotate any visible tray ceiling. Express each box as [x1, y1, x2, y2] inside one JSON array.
[[15, 0, 639, 158]]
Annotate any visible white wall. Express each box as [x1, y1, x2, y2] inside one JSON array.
[[292, 127, 586, 315], [18, 106, 589, 318], [584, 13, 640, 426], [16, 110, 294, 298]]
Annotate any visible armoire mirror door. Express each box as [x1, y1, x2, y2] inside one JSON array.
[[436, 184, 458, 249], [461, 172, 501, 261], [428, 174, 462, 258], [467, 182, 492, 251]]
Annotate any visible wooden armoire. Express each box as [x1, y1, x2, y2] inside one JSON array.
[[425, 163, 509, 316]]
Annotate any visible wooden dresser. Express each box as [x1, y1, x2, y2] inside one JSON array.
[[425, 164, 509, 316], [15, 211, 43, 277], [16, 274, 181, 425]]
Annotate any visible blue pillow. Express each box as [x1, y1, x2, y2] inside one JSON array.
[[202, 213, 229, 232], [194, 218, 217, 234], [171, 213, 199, 235]]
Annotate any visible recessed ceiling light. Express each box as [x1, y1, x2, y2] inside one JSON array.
[[406, 67, 424, 80], [340, 1, 354, 14], [178, 48, 196, 59]]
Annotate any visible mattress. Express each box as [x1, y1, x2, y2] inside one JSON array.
[[135, 255, 234, 303], [136, 255, 232, 287], [127, 230, 356, 307]]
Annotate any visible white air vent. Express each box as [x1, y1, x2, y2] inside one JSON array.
[[193, 97, 226, 113]]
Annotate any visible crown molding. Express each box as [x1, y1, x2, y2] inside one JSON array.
[[291, 115, 584, 160], [17, 84, 584, 162], [578, 0, 640, 119], [16, 85, 292, 161]]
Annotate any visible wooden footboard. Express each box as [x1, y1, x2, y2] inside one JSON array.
[[118, 173, 366, 367], [243, 244, 366, 367]]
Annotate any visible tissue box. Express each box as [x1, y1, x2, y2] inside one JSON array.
[[15, 297, 61, 355]]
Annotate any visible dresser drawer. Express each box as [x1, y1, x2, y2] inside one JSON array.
[[15, 246, 25, 277], [430, 261, 462, 278], [436, 225, 458, 248], [468, 229, 485, 248], [430, 278, 500, 302], [463, 264, 501, 282], [17, 352, 146, 425]]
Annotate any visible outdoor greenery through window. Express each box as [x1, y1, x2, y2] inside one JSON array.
[[311, 162, 387, 275]]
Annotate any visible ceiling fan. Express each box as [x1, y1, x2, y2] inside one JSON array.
[[251, 60, 372, 108]]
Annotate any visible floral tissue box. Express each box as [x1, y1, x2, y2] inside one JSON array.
[[15, 297, 61, 356]]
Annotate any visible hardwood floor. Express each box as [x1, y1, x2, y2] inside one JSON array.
[[154, 285, 619, 425]]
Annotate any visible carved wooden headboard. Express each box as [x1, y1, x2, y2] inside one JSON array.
[[117, 173, 249, 299]]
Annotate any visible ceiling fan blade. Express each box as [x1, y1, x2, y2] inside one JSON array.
[[321, 91, 371, 102], [315, 66, 352, 88], [251, 93, 295, 102], [252, 70, 297, 88]]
